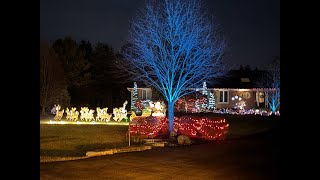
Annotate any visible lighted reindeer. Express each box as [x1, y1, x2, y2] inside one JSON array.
[[54, 105, 64, 121], [96, 107, 112, 122], [71, 107, 79, 121], [65, 107, 71, 121], [113, 101, 128, 122], [65, 107, 79, 121], [80, 107, 95, 121], [112, 108, 121, 122]]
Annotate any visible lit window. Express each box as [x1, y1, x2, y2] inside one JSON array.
[[259, 92, 264, 103], [241, 78, 250, 82], [219, 90, 229, 103]]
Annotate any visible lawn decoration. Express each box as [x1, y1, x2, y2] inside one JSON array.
[[150, 101, 166, 117], [113, 101, 128, 122], [96, 107, 112, 122], [129, 116, 229, 140], [133, 100, 143, 115], [51, 104, 57, 114], [231, 95, 246, 110], [80, 107, 95, 121], [141, 108, 152, 117], [54, 105, 64, 121], [65, 107, 79, 121], [129, 116, 167, 138], [130, 111, 136, 121]]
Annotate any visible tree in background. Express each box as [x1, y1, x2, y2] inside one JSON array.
[[79, 40, 93, 61], [90, 42, 126, 108], [40, 41, 70, 115], [52, 37, 91, 89], [41, 37, 133, 110], [265, 57, 280, 113], [119, 0, 227, 133], [52, 37, 93, 107]]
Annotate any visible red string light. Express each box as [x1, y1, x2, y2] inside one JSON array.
[[129, 116, 229, 140]]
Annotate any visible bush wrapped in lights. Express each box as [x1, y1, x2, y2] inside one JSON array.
[[129, 116, 167, 138], [129, 116, 229, 140]]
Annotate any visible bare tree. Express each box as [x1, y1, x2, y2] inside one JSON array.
[[265, 58, 280, 113], [119, 0, 227, 133], [40, 41, 70, 115]]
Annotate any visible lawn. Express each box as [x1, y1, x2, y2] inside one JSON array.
[[206, 114, 280, 139], [40, 124, 131, 158], [40, 113, 280, 160]]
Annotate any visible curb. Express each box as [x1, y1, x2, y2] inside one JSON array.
[[41, 145, 154, 163], [41, 142, 170, 163], [40, 156, 89, 163], [145, 142, 168, 147], [86, 145, 153, 157]]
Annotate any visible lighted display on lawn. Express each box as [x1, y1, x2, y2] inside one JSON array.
[[96, 107, 112, 122], [80, 107, 95, 121], [54, 105, 64, 121], [129, 116, 229, 140], [113, 101, 128, 122], [65, 107, 79, 121]]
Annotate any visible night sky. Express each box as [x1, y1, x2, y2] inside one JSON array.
[[40, 0, 280, 69]]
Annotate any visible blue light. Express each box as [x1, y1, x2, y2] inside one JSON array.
[[122, 0, 226, 132]]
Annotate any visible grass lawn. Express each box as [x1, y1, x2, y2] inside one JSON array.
[[40, 113, 280, 160], [40, 124, 132, 158], [207, 114, 280, 139]]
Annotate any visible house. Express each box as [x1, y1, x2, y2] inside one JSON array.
[[210, 69, 270, 110], [127, 70, 276, 112], [127, 87, 152, 101]]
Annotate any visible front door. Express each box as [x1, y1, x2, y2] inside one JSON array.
[[256, 91, 265, 108]]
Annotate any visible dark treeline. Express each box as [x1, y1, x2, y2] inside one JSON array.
[[40, 36, 279, 115], [40, 36, 132, 114]]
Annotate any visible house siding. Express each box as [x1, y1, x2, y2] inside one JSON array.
[[128, 88, 272, 111], [215, 90, 257, 109]]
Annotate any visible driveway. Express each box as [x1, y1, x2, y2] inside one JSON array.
[[40, 130, 280, 180]]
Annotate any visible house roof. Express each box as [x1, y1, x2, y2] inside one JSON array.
[[211, 69, 267, 89], [127, 87, 152, 91], [126, 70, 268, 90]]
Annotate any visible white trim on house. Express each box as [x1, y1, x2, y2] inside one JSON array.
[[128, 87, 276, 91], [213, 88, 276, 91], [127, 88, 152, 91]]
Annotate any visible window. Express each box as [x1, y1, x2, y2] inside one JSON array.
[[240, 78, 250, 82], [258, 92, 264, 103], [138, 89, 150, 100], [219, 90, 229, 103]]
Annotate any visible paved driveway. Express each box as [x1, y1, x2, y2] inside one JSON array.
[[40, 130, 280, 180]]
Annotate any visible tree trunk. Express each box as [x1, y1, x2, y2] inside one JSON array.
[[168, 102, 174, 134], [41, 106, 46, 115]]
